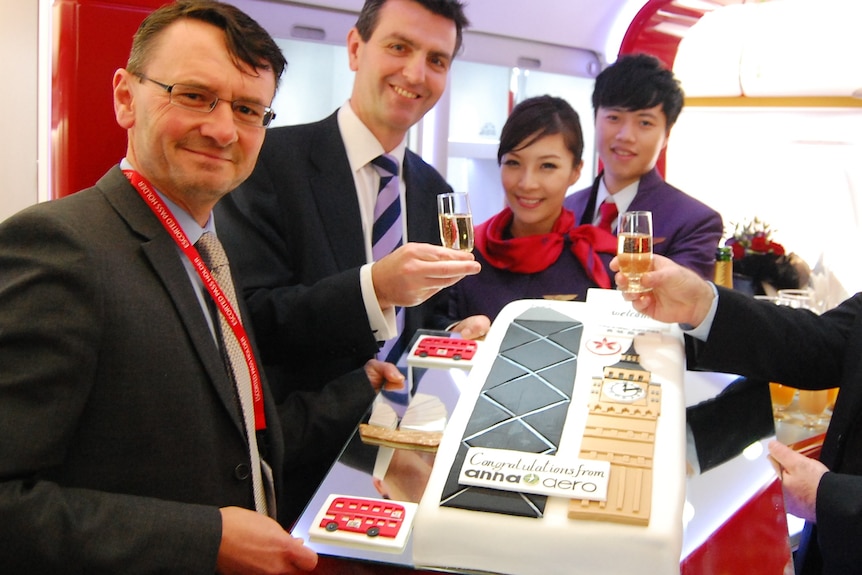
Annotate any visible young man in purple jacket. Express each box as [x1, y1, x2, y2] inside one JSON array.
[[564, 53, 723, 279]]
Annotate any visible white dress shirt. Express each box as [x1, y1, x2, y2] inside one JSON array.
[[337, 103, 407, 342]]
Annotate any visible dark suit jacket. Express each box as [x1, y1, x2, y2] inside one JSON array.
[[215, 110, 452, 523], [0, 167, 284, 573], [690, 288, 862, 575], [563, 168, 724, 279]]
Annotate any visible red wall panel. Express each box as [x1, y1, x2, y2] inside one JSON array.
[[52, 0, 164, 199]]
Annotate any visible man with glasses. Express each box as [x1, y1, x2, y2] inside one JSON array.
[[0, 1, 402, 572]]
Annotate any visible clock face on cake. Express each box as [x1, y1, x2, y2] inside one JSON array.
[[603, 380, 647, 402]]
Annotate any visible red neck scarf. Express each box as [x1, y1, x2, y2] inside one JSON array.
[[474, 207, 617, 288]]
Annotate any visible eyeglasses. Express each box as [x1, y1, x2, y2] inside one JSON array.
[[135, 74, 276, 128]]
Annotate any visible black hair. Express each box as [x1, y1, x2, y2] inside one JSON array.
[[127, 0, 287, 88], [355, 0, 470, 56], [497, 95, 584, 167], [592, 53, 684, 129]]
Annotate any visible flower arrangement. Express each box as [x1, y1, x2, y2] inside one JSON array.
[[724, 216, 785, 260], [723, 217, 805, 296]]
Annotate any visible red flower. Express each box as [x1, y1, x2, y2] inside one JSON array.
[[725, 217, 786, 260], [750, 236, 769, 253]]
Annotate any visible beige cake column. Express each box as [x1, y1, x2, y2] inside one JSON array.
[[569, 344, 661, 526]]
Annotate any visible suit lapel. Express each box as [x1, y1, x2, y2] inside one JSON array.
[[97, 167, 246, 435], [308, 114, 367, 269], [626, 168, 661, 211], [575, 174, 601, 226]]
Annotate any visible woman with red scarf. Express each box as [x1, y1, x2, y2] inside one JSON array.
[[445, 95, 617, 337]]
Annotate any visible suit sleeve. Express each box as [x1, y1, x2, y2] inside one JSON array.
[[687, 287, 851, 388], [277, 368, 377, 468], [816, 471, 862, 572], [0, 209, 222, 575]]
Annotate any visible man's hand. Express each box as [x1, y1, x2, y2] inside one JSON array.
[[364, 359, 406, 393], [612, 254, 715, 327], [216, 507, 318, 574], [372, 243, 480, 309], [450, 315, 491, 340], [768, 440, 828, 523]]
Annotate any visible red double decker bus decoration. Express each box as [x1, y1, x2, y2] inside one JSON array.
[[413, 337, 477, 361], [319, 497, 407, 538]]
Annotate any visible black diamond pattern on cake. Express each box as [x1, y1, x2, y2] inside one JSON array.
[[440, 308, 583, 518]]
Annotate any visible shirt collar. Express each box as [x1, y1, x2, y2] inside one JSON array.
[[337, 103, 407, 173], [120, 158, 215, 244], [597, 175, 639, 215]]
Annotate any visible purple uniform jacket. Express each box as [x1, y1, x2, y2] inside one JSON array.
[[563, 168, 723, 279]]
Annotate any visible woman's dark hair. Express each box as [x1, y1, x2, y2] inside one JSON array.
[[497, 95, 584, 166], [735, 253, 808, 296], [127, 0, 287, 88]]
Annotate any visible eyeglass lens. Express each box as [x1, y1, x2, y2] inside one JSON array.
[[169, 83, 274, 127]]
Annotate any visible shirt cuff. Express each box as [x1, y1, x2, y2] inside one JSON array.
[[680, 282, 719, 341], [360, 262, 397, 342]]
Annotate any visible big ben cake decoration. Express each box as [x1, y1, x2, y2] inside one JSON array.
[[569, 340, 661, 526]]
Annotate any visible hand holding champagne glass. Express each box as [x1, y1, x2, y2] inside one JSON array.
[[617, 211, 653, 293], [437, 192, 474, 252]]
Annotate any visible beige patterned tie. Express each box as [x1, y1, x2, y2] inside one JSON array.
[[196, 231, 269, 516]]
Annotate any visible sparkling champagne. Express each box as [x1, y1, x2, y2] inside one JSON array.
[[439, 213, 474, 252], [618, 232, 652, 292]]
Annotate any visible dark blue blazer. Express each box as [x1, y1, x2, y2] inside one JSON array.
[[215, 110, 452, 523], [690, 288, 862, 575]]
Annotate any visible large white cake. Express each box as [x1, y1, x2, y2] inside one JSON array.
[[412, 293, 686, 575]]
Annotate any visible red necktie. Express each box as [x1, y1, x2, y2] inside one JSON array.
[[597, 200, 618, 233]]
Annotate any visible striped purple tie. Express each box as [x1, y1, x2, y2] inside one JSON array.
[[371, 155, 407, 365]]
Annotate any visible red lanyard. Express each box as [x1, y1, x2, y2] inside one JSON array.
[[124, 169, 266, 431]]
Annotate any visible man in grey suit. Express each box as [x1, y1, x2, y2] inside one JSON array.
[[0, 1, 401, 573], [215, 0, 479, 523]]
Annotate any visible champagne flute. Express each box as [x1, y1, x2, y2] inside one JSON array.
[[797, 389, 828, 429], [777, 288, 815, 311], [826, 387, 839, 412], [768, 382, 796, 421], [437, 192, 474, 252], [617, 211, 653, 293]]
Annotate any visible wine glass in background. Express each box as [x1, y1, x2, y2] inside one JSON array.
[[826, 387, 839, 413], [437, 192, 474, 252], [797, 389, 829, 429], [777, 288, 816, 311], [768, 382, 796, 421], [617, 211, 653, 293], [754, 295, 780, 304]]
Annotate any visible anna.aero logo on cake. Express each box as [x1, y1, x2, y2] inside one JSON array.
[[458, 447, 610, 501]]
